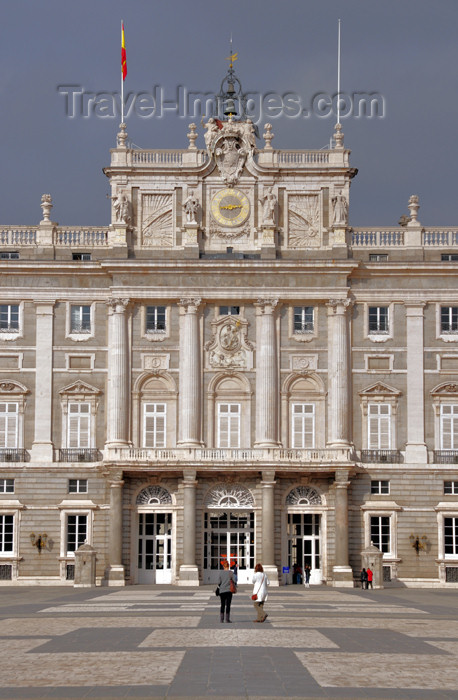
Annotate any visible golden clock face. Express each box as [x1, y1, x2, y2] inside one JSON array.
[[211, 188, 250, 228]]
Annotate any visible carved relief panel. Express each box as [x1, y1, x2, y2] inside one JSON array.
[[205, 316, 254, 370], [287, 193, 322, 248], [141, 193, 174, 247]]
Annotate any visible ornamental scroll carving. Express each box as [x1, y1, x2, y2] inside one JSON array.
[[205, 316, 253, 369], [136, 485, 172, 505], [286, 486, 322, 506], [288, 195, 321, 248], [204, 483, 255, 509], [141, 193, 173, 247]]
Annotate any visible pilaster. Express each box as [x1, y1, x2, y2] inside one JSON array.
[[332, 469, 353, 586], [105, 476, 126, 586], [405, 303, 428, 462], [254, 299, 279, 447], [177, 298, 202, 447], [261, 470, 279, 586], [31, 301, 55, 461]]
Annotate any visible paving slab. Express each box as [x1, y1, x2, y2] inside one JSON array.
[[0, 585, 457, 699]]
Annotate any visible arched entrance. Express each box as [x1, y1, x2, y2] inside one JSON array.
[[135, 485, 173, 584], [203, 483, 255, 584], [286, 486, 325, 585]]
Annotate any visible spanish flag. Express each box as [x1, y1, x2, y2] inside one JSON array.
[[121, 21, 127, 80]]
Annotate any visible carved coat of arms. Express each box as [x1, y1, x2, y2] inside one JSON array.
[[205, 316, 254, 369]]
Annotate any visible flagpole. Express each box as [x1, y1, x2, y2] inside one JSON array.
[[121, 20, 124, 124], [337, 18, 341, 125]]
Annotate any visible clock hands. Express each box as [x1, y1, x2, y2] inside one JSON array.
[[221, 204, 243, 210]]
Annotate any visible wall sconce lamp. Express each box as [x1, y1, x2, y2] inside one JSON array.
[[30, 532, 48, 554], [409, 534, 427, 554]]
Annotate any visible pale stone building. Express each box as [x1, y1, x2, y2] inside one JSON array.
[[1, 68, 458, 588]]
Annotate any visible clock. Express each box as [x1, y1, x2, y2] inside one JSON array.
[[211, 188, 250, 228]]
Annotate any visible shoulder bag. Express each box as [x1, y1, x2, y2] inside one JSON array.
[[251, 574, 264, 601]]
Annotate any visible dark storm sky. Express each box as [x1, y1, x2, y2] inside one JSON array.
[[2, 0, 457, 228]]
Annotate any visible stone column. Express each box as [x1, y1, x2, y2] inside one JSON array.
[[105, 477, 125, 585], [105, 298, 130, 448], [261, 470, 279, 585], [178, 469, 199, 585], [327, 299, 352, 448], [332, 469, 353, 586], [255, 299, 279, 447], [178, 298, 202, 447], [32, 302, 55, 461], [405, 303, 428, 462]]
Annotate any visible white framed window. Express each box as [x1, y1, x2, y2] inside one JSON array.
[[59, 382, 100, 450], [145, 305, 166, 333], [68, 402, 90, 448], [219, 306, 240, 316], [66, 514, 87, 556], [291, 403, 315, 448], [364, 303, 394, 343], [441, 307, 458, 334], [440, 404, 458, 449], [444, 481, 458, 495], [0, 479, 14, 494], [362, 503, 400, 559], [368, 403, 391, 450], [143, 403, 166, 448], [370, 515, 391, 553], [0, 303, 23, 341], [141, 305, 170, 342], [444, 517, 458, 558], [0, 515, 13, 553], [288, 306, 317, 342], [68, 479, 88, 494], [371, 480, 390, 495], [368, 306, 389, 334], [66, 302, 95, 341], [0, 403, 18, 448], [217, 403, 241, 448]]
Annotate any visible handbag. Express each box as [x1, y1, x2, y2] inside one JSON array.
[[251, 574, 264, 602], [230, 578, 237, 594], [215, 586, 220, 596]]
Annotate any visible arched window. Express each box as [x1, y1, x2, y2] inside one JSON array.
[[136, 485, 172, 506], [207, 374, 252, 448], [286, 486, 322, 506], [204, 483, 255, 509], [132, 373, 177, 449], [281, 374, 325, 449]]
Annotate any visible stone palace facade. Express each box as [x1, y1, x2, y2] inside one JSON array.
[[1, 80, 458, 587]]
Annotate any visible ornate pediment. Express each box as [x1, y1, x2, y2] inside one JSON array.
[[0, 380, 28, 395], [59, 381, 101, 396], [431, 382, 458, 396], [205, 316, 253, 369], [359, 382, 401, 397]]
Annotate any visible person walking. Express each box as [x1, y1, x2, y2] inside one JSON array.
[[304, 564, 311, 587], [217, 559, 235, 623], [360, 568, 368, 589], [366, 567, 373, 589], [252, 563, 270, 623]]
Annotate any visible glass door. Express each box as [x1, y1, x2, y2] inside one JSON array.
[[203, 511, 255, 584], [137, 512, 172, 584], [287, 513, 321, 584]]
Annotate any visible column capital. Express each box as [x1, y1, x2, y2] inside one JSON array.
[[326, 298, 352, 314], [33, 301, 55, 314], [182, 469, 197, 484], [255, 298, 278, 313], [179, 297, 202, 313], [106, 297, 130, 313], [261, 469, 276, 484], [334, 469, 351, 488], [404, 302, 427, 315]]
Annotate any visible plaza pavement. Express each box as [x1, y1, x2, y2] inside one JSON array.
[[0, 584, 457, 699]]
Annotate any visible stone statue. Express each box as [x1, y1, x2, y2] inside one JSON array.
[[332, 190, 348, 226], [183, 190, 199, 224], [259, 187, 277, 225], [203, 118, 219, 149], [112, 192, 132, 226]]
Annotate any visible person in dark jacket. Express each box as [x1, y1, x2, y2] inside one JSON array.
[[218, 560, 235, 623], [360, 568, 368, 589]]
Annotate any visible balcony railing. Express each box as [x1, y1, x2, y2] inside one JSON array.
[[58, 449, 102, 462], [0, 448, 28, 462], [105, 446, 353, 465], [361, 450, 402, 464], [433, 450, 458, 465]]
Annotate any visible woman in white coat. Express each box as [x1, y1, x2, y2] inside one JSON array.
[[252, 563, 269, 623]]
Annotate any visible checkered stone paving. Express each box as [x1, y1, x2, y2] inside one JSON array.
[[0, 585, 457, 698]]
